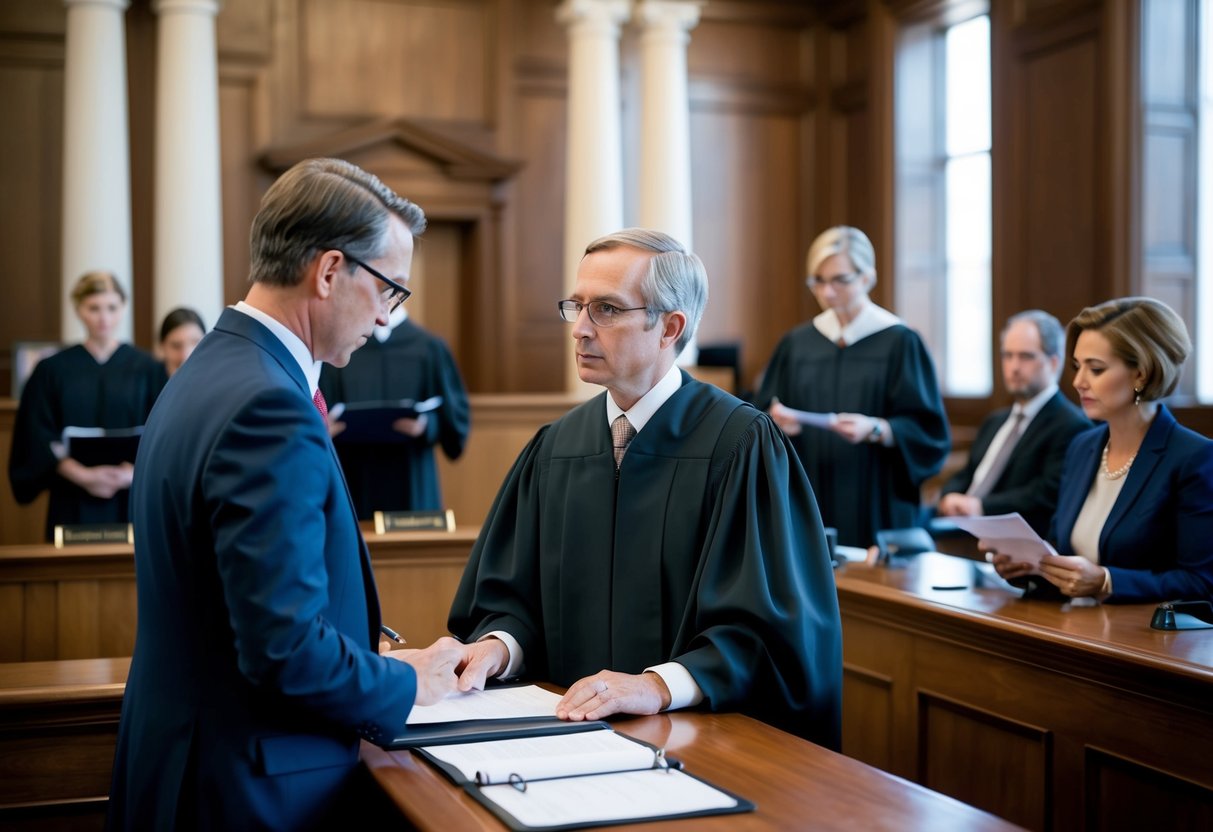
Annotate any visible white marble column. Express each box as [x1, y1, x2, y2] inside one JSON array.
[[61, 0, 133, 343], [635, 0, 700, 363], [556, 0, 630, 393], [152, 0, 224, 338]]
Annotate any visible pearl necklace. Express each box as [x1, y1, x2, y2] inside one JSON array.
[[1101, 443, 1135, 480]]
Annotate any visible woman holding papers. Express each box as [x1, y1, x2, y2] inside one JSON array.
[[754, 226, 950, 547], [8, 271, 165, 540], [990, 298, 1213, 602]]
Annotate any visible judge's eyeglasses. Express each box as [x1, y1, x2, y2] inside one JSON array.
[[344, 254, 412, 313], [557, 300, 649, 327]]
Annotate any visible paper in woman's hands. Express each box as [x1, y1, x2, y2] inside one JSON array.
[[947, 512, 1058, 567]]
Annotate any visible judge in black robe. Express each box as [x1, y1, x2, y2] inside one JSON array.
[[9, 273, 166, 540], [319, 313, 470, 516], [444, 229, 842, 749], [755, 226, 950, 547]]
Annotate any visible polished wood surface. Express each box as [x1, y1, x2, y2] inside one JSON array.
[[363, 710, 1020, 831], [836, 553, 1213, 830], [0, 657, 129, 828], [0, 528, 479, 662]]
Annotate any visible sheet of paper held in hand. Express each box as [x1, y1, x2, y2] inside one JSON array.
[[781, 405, 837, 430], [947, 512, 1058, 567], [406, 685, 562, 725]]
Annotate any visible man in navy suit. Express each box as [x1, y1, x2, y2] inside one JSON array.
[[935, 310, 1090, 536], [108, 158, 461, 830]]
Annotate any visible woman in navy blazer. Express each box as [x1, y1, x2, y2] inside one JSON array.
[[992, 298, 1213, 603]]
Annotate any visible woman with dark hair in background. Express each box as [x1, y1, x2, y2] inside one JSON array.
[[157, 307, 207, 377], [8, 271, 165, 540], [990, 297, 1213, 602]]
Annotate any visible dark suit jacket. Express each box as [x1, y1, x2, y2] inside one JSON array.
[[108, 309, 417, 830], [941, 390, 1090, 534], [1050, 405, 1213, 603]]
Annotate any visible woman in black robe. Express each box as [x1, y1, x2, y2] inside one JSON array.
[[755, 226, 950, 547], [8, 271, 165, 540]]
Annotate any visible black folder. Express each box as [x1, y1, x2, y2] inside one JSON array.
[[61, 426, 143, 466], [331, 396, 442, 444]]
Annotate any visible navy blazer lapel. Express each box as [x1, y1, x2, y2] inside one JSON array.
[[1055, 426, 1104, 548], [1098, 406, 1176, 551], [214, 307, 312, 401]]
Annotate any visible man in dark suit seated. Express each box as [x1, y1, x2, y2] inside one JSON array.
[[935, 310, 1091, 536]]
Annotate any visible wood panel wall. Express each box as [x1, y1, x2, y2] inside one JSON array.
[[1, 1, 1209, 475]]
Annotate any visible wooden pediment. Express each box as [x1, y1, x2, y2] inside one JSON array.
[[258, 118, 522, 183]]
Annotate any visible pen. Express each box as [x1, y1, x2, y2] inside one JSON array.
[[380, 624, 406, 644]]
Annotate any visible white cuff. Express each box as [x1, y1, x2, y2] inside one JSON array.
[[481, 630, 523, 678], [643, 662, 703, 711]]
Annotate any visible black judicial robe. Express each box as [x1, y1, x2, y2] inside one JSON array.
[[755, 323, 950, 547], [319, 319, 470, 518], [8, 344, 166, 540], [449, 374, 842, 749]]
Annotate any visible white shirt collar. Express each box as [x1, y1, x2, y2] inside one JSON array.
[[812, 302, 902, 345], [1015, 383, 1059, 421], [233, 301, 322, 395], [605, 364, 682, 433]]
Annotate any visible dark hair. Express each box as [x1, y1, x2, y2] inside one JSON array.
[[249, 158, 426, 287], [1065, 297, 1191, 401], [159, 307, 207, 343]]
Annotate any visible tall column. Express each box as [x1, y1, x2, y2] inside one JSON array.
[[152, 0, 224, 339], [635, 0, 700, 364], [61, 0, 133, 343], [557, 0, 630, 393]]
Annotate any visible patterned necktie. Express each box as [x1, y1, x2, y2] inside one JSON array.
[[611, 415, 636, 469], [968, 410, 1026, 500], [312, 388, 328, 421]]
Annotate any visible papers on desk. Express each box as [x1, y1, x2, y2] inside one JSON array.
[[407, 685, 560, 725], [392, 685, 591, 748], [416, 723, 753, 830], [947, 512, 1058, 567]]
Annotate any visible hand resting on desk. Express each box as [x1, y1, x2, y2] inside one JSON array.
[[557, 670, 672, 721]]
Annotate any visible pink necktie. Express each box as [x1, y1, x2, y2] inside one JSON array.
[[312, 388, 328, 421]]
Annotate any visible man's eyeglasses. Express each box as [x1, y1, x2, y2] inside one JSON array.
[[557, 299, 649, 327], [807, 272, 861, 289], [345, 255, 412, 313]]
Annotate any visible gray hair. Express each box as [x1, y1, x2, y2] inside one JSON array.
[[805, 225, 877, 287], [583, 228, 708, 355], [249, 158, 426, 286], [1004, 309, 1065, 359]]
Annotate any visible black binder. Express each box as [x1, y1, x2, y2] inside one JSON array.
[[331, 396, 442, 444], [412, 723, 755, 830], [61, 426, 143, 466]]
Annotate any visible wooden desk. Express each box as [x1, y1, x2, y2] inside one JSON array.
[[0, 657, 129, 828], [835, 553, 1213, 830], [0, 529, 479, 662], [362, 710, 1020, 831]]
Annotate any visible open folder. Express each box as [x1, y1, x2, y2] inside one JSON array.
[[417, 726, 754, 831], [330, 395, 442, 444]]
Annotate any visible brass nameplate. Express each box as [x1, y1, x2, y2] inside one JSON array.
[[54, 523, 134, 547], [373, 509, 455, 534]]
